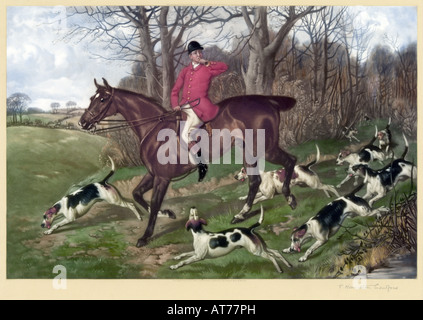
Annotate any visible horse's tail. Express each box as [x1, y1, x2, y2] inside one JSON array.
[[266, 96, 297, 112]]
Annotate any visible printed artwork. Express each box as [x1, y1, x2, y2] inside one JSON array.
[[4, 4, 419, 298]]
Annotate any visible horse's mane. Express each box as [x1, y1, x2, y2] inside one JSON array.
[[115, 87, 167, 112]]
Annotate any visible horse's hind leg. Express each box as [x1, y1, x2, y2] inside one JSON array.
[[266, 147, 297, 209]]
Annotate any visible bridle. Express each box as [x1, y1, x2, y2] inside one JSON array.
[[85, 89, 200, 135], [85, 87, 116, 128]]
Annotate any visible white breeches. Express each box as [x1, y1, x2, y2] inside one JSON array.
[[181, 105, 204, 145]]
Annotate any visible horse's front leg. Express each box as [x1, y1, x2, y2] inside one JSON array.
[[132, 172, 154, 213], [136, 176, 170, 247], [232, 166, 261, 223], [266, 147, 297, 210]]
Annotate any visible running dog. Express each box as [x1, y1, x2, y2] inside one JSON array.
[[349, 134, 416, 207], [377, 117, 395, 157], [235, 145, 339, 202], [336, 126, 386, 188], [170, 206, 292, 273], [283, 185, 390, 262], [342, 126, 360, 143], [41, 157, 142, 235]]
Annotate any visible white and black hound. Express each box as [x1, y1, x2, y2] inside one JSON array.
[[235, 145, 339, 202], [170, 206, 292, 273], [349, 134, 417, 207], [283, 184, 390, 262], [377, 117, 395, 157], [41, 157, 143, 235], [342, 126, 360, 143], [336, 126, 386, 188]]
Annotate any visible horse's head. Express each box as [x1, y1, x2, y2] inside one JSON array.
[[79, 78, 117, 131]]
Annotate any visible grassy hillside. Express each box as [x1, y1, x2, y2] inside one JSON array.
[[7, 127, 110, 278], [6, 121, 417, 279]]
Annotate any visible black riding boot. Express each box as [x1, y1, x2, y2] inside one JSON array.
[[196, 149, 208, 182]]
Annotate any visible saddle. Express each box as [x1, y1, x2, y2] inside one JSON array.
[[175, 110, 213, 137]]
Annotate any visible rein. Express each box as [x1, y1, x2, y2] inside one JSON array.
[[91, 98, 201, 134]]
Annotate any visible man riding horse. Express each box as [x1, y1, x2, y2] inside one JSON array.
[[79, 42, 298, 246], [171, 41, 228, 182]]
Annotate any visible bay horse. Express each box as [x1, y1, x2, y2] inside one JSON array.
[[79, 78, 297, 247]]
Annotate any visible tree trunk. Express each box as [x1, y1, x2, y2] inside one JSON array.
[[242, 6, 316, 95]]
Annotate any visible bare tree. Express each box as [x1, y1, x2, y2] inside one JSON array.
[[239, 6, 322, 95], [65, 6, 238, 108], [368, 45, 395, 117], [7, 93, 31, 123], [299, 7, 346, 108], [66, 101, 77, 113], [50, 102, 61, 114], [336, 9, 372, 132]]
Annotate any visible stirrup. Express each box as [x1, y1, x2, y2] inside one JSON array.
[[198, 163, 208, 182]]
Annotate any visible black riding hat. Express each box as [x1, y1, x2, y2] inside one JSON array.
[[187, 41, 204, 54]]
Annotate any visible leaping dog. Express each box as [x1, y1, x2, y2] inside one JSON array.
[[170, 206, 292, 273], [283, 184, 390, 262], [336, 126, 386, 188], [235, 145, 339, 202], [349, 134, 417, 207], [377, 117, 395, 157], [41, 157, 143, 234]]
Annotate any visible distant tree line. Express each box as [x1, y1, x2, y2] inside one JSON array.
[[6, 93, 80, 125]]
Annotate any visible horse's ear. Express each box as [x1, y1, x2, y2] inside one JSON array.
[[102, 78, 111, 90], [94, 78, 100, 89]]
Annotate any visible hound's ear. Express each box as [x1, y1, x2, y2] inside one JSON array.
[[296, 228, 307, 237], [185, 220, 193, 231], [94, 78, 100, 89], [103, 78, 111, 90]]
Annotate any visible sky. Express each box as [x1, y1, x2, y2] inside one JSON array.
[[6, 5, 418, 112]]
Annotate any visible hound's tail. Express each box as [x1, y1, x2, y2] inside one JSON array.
[[346, 182, 365, 197], [250, 205, 264, 230], [386, 117, 392, 129], [101, 156, 116, 184], [304, 144, 321, 169], [366, 125, 379, 146], [400, 133, 409, 159]]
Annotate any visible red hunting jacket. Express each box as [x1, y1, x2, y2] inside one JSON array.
[[171, 61, 228, 122]]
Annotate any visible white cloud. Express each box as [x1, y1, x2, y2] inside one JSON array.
[[353, 6, 417, 50], [7, 6, 131, 111], [6, 6, 417, 112]]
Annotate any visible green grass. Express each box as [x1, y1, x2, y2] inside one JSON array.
[[6, 121, 417, 279], [7, 127, 109, 278]]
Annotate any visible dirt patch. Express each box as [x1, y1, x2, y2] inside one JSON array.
[[24, 232, 68, 257], [23, 175, 230, 276], [265, 215, 295, 236], [125, 244, 185, 278]]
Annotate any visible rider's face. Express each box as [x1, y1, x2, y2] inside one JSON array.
[[189, 50, 203, 63]]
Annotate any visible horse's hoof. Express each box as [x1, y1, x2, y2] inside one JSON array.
[[163, 209, 176, 219], [231, 216, 245, 224], [287, 195, 297, 210], [136, 238, 149, 247]]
